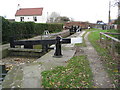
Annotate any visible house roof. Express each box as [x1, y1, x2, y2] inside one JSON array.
[[15, 8, 43, 16]]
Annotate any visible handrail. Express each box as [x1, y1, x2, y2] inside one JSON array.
[[100, 32, 120, 43], [103, 32, 120, 35], [100, 32, 120, 58]]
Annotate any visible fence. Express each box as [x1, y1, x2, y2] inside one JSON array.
[[100, 32, 120, 58]]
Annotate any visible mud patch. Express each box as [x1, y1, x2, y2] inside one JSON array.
[[73, 46, 85, 57]]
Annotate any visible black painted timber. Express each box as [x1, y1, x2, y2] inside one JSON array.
[[12, 38, 71, 46]]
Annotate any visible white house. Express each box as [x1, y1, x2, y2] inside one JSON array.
[[15, 7, 47, 23]]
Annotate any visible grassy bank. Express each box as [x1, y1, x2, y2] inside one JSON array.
[[41, 55, 93, 88], [88, 29, 119, 88]]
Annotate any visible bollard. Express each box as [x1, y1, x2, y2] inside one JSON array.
[[54, 36, 62, 58]]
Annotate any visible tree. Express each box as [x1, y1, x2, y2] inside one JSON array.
[[47, 12, 60, 23], [114, 16, 120, 24], [54, 16, 70, 23], [47, 12, 71, 23]]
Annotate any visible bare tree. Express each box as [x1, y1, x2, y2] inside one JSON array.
[[54, 16, 70, 23], [47, 12, 60, 23]]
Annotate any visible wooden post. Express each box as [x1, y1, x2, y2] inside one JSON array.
[[105, 36, 108, 49], [100, 33, 102, 43], [9, 36, 15, 48], [42, 44, 48, 53], [111, 39, 115, 56]]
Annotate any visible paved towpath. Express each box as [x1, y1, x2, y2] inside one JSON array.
[[83, 32, 114, 88]]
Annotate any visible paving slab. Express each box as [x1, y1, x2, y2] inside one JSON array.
[[22, 65, 42, 88]]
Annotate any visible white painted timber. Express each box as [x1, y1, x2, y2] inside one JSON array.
[[71, 37, 82, 44]]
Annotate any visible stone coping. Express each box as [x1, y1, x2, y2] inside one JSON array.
[[8, 48, 42, 52]]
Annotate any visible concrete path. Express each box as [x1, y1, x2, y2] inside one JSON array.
[[22, 64, 42, 88], [84, 32, 114, 88]]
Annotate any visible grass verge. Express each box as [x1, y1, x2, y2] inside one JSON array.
[[88, 29, 119, 88], [41, 55, 93, 88]]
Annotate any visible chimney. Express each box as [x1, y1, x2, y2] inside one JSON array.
[[17, 4, 21, 10]]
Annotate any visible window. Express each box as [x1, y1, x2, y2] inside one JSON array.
[[20, 17, 24, 22], [33, 16, 37, 21]]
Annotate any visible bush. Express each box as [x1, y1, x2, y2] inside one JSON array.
[[2, 17, 63, 44]]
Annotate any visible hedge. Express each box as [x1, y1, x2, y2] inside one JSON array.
[[2, 17, 11, 43], [34, 23, 63, 34], [2, 17, 63, 44]]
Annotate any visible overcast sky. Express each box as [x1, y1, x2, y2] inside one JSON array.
[[0, 0, 118, 23]]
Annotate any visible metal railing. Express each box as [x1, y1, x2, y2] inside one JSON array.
[[100, 32, 120, 58]]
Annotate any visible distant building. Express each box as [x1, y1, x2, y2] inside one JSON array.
[[64, 21, 90, 29], [15, 7, 47, 23]]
